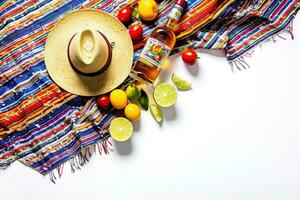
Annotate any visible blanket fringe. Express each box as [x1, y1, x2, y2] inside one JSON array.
[[228, 20, 295, 71], [49, 171, 57, 184], [48, 137, 112, 183], [229, 57, 250, 71]]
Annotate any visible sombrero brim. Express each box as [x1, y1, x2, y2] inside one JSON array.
[[44, 9, 134, 96]]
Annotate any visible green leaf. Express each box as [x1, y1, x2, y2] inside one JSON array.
[[132, 8, 140, 20], [139, 89, 149, 110]]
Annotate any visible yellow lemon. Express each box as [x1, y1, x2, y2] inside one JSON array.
[[124, 103, 141, 122], [110, 89, 128, 109], [138, 0, 159, 21]]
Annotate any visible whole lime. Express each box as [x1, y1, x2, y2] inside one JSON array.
[[126, 83, 140, 102]]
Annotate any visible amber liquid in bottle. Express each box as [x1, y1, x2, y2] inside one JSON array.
[[130, 1, 185, 84], [131, 27, 176, 84]]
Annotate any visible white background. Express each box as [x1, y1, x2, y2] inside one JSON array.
[[1, 16, 300, 200]]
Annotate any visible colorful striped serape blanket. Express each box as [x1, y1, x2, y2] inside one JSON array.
[[0, 0, 299, 179]]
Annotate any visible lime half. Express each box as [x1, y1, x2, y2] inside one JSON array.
[[109, 117, 133, 142], [153, 83, 177, 107], [171, 73, 192, 91]]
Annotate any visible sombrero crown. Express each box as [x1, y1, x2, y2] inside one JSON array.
[[44, 9, 133, 96]]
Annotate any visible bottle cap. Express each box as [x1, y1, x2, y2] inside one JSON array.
[[176, 0, 186, 8]]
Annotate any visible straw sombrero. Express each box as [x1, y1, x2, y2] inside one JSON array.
[[44, 9, 134, 96]]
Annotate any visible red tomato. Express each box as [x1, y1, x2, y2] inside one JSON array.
[[117, 7, 132, 23], [155, 54, 163, 61], [181, 49, 198, 64], [97, 95, 111, 110], [129, 24, 143, 41]]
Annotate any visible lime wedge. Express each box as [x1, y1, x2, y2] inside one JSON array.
[[109, 117, 133, 142], [171, 73, 192, 91], [150, 104, 163, 123], [153, 83, 177, 107]]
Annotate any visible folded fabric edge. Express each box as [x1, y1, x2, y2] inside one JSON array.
[[228, 4, 300, 71]]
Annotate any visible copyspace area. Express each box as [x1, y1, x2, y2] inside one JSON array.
[[1, 16, 299, 200]]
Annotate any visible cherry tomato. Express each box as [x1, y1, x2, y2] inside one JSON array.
[[97, 94, 111, 110], [129, 24, 143, 42], [155, 54, 163, 61], [181, 49, 198, 64], [117, 7, 132, 24]]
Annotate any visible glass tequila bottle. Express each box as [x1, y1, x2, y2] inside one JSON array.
[[130, 0, 186, 84]]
